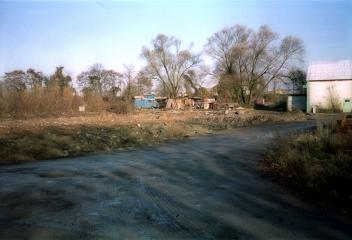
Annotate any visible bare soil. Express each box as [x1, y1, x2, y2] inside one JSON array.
[[0, 109, 308, 164]]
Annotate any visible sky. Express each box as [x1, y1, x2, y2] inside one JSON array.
[[0, 0, 351, 79]]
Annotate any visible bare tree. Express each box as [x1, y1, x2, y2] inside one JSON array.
[[77, 64, 123, 97], [2, 68, 47, 92], [135, 69, 153, 96], [26, 69, 46, 89], [141, 34, 201, 98], [103, 70, 124, 97], [182, 65, 212, 96], [2, 70, 27, 92], [284, 68, 306, 94], [46, 66, 72, 94], [122, 64, 137, 99], [205, 24, 305, 104]]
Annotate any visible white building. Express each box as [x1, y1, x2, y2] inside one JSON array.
[[306, 60, 352, 113]]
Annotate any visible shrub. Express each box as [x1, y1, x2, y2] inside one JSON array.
[[317, 105, 342, 113], [83, 90, 106, 112], [0, 86, 85, 116], [108, 98, 134, 114], [266, 123, 352, 214]]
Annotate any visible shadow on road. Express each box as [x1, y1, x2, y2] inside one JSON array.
[[1, 122, 352, 239]]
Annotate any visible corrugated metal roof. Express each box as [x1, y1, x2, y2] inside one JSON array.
[[307, 60, 352, 81]]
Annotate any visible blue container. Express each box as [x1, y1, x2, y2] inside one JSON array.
[[134, 95, 159, 109]]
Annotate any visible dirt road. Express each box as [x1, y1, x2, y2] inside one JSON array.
[[1, 122, 351, 239]]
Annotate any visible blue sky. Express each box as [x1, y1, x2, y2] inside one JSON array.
[[0, 0, 351, 78]]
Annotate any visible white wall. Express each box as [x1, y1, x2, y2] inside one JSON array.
[[307, 80, 352, 112]]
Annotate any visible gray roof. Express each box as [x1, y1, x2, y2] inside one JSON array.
[[307, 60, 352, 81]]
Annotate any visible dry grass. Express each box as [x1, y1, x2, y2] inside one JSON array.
[[0, 109, 307, 165], [0, 87, 84, 117], [0, 122, 207, 165], [189, 110, 307, 130], [266, 122, 352, 215], [0, 111, 206, 164], [0, 111, 203, 138]]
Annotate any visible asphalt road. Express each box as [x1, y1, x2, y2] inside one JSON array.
[[1, 122, 352, 240]]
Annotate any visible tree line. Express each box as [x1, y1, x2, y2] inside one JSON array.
[[0, 24, 306, 116]]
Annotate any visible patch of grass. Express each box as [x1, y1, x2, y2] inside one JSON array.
[[265, 123, 352, 215]]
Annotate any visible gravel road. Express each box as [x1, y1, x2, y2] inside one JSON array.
[[1, 122, 352, 240]]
